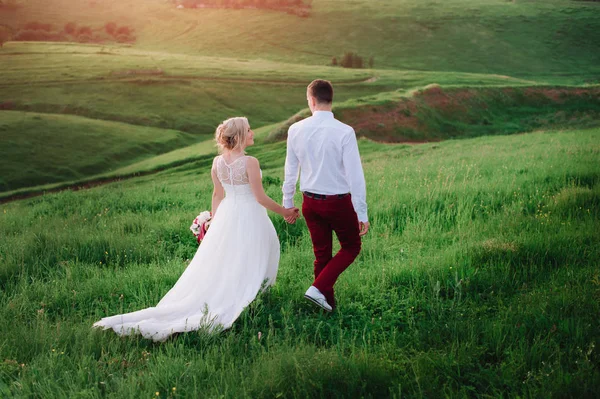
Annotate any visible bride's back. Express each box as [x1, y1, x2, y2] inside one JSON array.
[[216, 155, 249, 186], [215, 155, 257, 200]]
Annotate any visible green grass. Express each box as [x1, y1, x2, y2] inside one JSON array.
[[0, 43, 541, 133], [0, 123, 278, 200], [0, 42, 373, 132], [335, 85, 600, 142], [6, 81, 599, 200], [0, 110, 200, 192], [1, 0, 599, 395], [1, 128, 599, 397], [266, 84, 600, 142], [0, 41, 554, 197], [4, 0, 600, 82]]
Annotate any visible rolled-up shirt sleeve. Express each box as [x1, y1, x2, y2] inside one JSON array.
[[342, 129, 368, 223], [282, 130, 300, 209]]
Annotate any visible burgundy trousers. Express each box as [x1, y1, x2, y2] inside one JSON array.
[[302, 193, 362, 309]]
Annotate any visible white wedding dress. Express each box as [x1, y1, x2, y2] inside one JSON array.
[[93, 156, 280, 341]]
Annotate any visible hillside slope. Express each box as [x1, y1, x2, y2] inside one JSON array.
[[267, 85, 600, 142], [0, 128, 598, 397], [1, 0, 599, 82], [0, 111, 198, 192], [0, 43, 539, 134]]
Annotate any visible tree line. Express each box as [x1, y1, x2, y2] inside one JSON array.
[[173, 0, 312, 17], [0, 0, 21, 10], [3, 21, 136, 45]]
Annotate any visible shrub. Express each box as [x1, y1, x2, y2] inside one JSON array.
[[341, 51, 361, 68], [63, 22, 77, 35], [338, 52, 370, 69], [174, 0, 311, 15], [11, 20, 135, 44], [104, 22, 117, 36], [116, 26, 132, 36], [76, 26, 93, 37]]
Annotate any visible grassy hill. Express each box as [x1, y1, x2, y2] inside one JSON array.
[[267, 85, 600, 142], [0, 40, 551, 196], [0, 111, 198, 192], [0, 0, 599, 396], [2, 0, 599, 196], [0, 42, 540, 133], [0, 122, 279, 201], [0, 128, 598, 397], [4, 78, 599, 199], [2, 0, 599, 82]]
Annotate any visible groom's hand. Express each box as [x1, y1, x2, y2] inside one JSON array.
[[284, 207, 300, 224], [359, 221, 370, 236]]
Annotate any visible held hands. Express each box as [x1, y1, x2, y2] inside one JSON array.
[[283, 207, 300, 224], [359, 221, 370, 236]]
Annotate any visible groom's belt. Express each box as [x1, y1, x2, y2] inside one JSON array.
[[303, 191, 350, 200]]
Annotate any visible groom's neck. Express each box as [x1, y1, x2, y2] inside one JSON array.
[[312, 105, 332, 113]]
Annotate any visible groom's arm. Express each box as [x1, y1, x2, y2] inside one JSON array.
[[282, 131, 300, 209], [342, 129, 368, 224]]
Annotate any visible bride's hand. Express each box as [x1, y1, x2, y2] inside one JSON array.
[[283, 207, 299, 224]]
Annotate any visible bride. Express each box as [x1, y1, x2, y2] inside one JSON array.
[[93, 117, 299, 341]]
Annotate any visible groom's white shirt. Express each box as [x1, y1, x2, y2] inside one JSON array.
[[282, 110, 368, 223]]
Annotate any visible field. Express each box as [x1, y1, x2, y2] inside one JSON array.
[[2, 129, 599, 397], [1, 0, 600, 397]]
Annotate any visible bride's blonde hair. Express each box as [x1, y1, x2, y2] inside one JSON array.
[[215, 117, 249, 153]]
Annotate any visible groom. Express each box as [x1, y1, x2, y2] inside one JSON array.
[[282, 79, 369, 312]]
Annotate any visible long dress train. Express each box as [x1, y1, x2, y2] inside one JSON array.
[[93, 156, 280, 341]]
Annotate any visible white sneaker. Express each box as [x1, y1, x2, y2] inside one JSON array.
[[304, 286, 333, 312]]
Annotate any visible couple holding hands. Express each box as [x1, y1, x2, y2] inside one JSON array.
[[94, 79, 369, 341]]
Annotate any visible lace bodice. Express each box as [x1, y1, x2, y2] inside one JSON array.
[[216, 155, 249, 186]]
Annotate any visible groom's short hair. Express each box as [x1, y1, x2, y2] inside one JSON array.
[[307, 79, 333, 104]]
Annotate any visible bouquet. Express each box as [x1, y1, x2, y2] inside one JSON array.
[[190, 211, 212, 243]]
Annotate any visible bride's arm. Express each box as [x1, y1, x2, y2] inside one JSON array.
[[211, 157, 224, 215], [247, 157, 298, 218]]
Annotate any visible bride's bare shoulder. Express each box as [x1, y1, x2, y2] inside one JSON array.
[[245, 156, 261, 171]]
